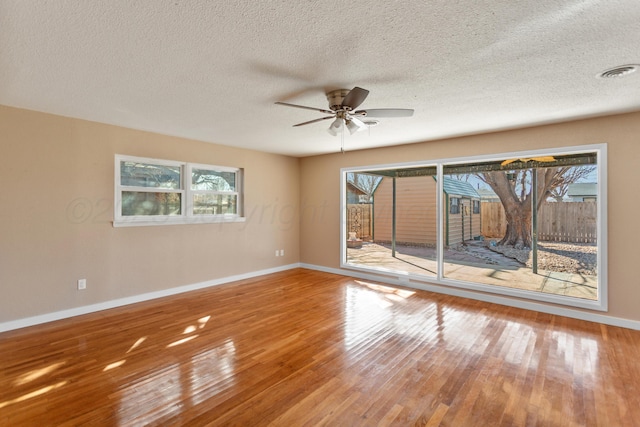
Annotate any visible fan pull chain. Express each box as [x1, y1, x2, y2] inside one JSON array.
[[341, 123, 345, 153]]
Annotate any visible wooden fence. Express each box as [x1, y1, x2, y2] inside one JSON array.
[[480, 202, 506, 239], [481, 201, 597, 243], [346, 204, 372, 240]]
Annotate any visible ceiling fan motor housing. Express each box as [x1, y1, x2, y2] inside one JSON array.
[[326, 89, 351, 111]]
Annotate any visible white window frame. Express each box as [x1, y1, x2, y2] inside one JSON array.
[[186, 163, 242, 218], [114, 155, 244, 227], [340, 143, 607, 312]]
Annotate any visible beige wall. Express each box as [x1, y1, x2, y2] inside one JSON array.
[[300, 111, 640, 323], [0, 105, 300, 323], [3, 104, 640, 326]]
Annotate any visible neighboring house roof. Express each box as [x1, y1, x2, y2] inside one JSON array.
[[477, 187, 500, 201], [347, 181, 367, 196], [567, 183, 597, 198], [435, 177, 480, 199]]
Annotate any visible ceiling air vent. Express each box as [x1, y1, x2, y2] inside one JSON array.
[[597, 65, 639, 79]]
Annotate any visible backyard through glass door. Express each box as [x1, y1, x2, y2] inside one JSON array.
[[343, 148, 602, 307]]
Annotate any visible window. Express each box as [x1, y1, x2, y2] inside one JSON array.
[[114, 155, 243, 226], [189, 164, 239, 216], [341, 144, 607, 311], [450, 197, 460, 214]]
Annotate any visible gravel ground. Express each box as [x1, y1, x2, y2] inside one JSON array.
[[360, 240, 597, 276], [485, 241, 597, 275]]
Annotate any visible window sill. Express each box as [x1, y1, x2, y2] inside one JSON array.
[[113, 216, 245, 227]]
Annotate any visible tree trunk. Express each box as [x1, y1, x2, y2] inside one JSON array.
[[500, 204, 531, 248], [478, 166, 575, 249], [482, 171, 534, 249]]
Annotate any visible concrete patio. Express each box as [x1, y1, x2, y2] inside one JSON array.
[[346, 242, 597, 300]]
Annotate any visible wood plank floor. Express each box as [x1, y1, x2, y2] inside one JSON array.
[[1, 268, 639, 426]]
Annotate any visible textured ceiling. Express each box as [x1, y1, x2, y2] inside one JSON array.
[[1, 1, 639, 157]]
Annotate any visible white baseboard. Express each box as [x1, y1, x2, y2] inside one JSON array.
[[0, 263, 301, 333], [4, 263, 638, 333], [301, 263, 640, 331]]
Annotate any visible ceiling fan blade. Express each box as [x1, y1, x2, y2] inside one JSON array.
[[275, 101, 334, 115], [341, 87, 369, 110], [354, 108, 414, 118], [293, 116, 335, 127]]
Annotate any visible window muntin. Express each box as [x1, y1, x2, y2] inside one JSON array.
[[115, 155, 243, 226]]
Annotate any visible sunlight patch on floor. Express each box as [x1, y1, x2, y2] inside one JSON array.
[[0, 381, 68, 409], [103, 360, 127, 372], [167, 335, 198, 348], [13, 361, 66, 386]]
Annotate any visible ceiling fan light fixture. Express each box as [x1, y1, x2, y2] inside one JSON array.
[[327, 118, 343, 136], [346, 119, 366, 135]]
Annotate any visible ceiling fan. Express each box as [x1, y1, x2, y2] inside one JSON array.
[[275, 87, 414, 136]]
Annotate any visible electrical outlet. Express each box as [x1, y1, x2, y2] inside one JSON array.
[[275, 250, 279, 257], [78, 279, 87, 290], [280, 249, 284, 256]]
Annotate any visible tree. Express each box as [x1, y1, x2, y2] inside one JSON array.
[[547, 166, 596, 202], [477, 166, 588, 249], [347, 172, 381, 203]]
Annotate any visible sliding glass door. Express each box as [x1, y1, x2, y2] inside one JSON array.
[[341, 145, 605, 310]]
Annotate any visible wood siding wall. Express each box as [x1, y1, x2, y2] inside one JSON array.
[[373, 176, 437, 245], [481, 201, 507, 238], [372, 177, 481, 246], [447, 199, 481, 245]]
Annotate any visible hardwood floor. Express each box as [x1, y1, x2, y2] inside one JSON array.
[[1, 268, 639, 426]]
